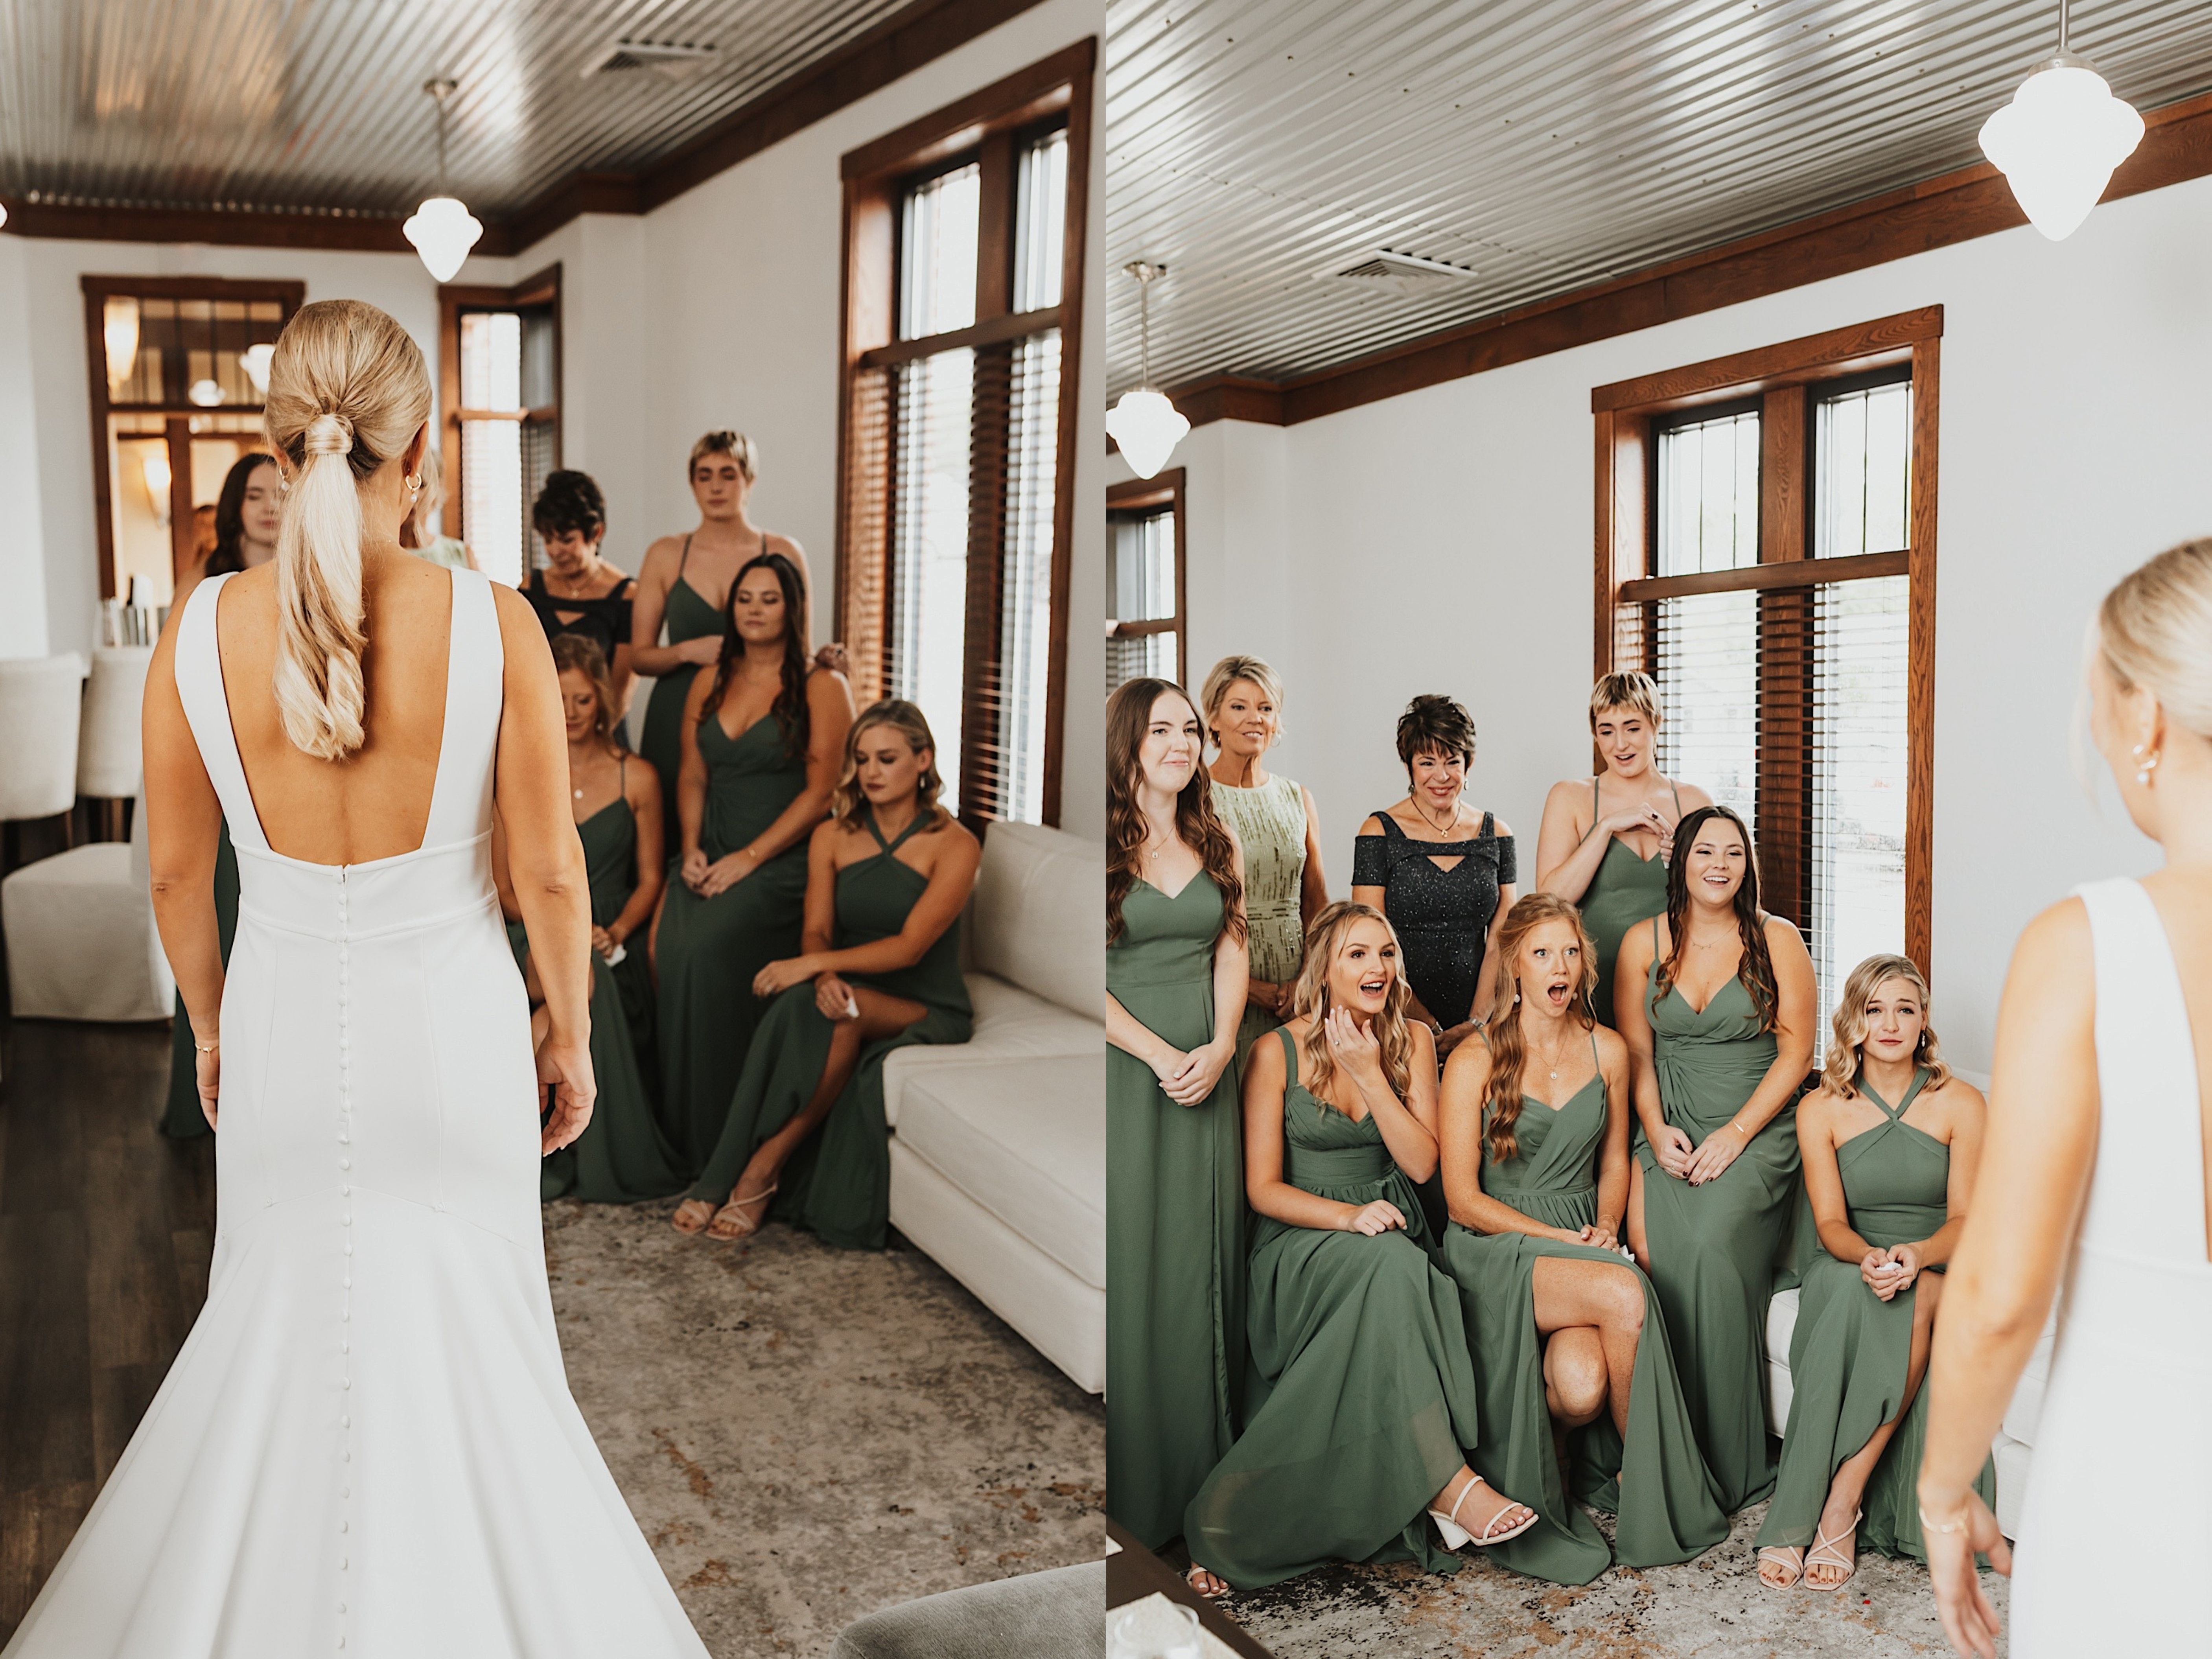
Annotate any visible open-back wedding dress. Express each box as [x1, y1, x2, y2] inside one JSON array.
[[4, 568, 709, 1657]]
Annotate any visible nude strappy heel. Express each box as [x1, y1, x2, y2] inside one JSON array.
[[705, 1185, 777, 1240], [1803, 1510, 1862, 1591], [1429, 1476, 1540, 1549], [1756, 1544, 1805, 1589]]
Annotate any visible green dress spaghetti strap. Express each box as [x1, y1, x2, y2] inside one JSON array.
[[688, 807, 972, 1249], [639, 536, 725, 823], [654, 708, 814, 1170], [1183, 1028, 1482, 1589], [1756, 1070, 1994, 1561], [160, 820, 239, 1139], [1107, 872, 1245, 1552], [1438, 1037, 1729, 1584], [1210, 773, 1308, 1060], [1578, 775, 1679, 1029], [1632, 920, 1801, 1512]]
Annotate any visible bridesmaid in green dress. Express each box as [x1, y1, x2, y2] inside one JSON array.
[[653, 552, 852, 1171], [1105, 677, 1251, 1588], [160, 823, 237, 1138], [1756, 955, 1991, 1590], [499, 637, 683, 1204], [1615, 805, 1815, 1513], [1533, 672, 1711, 1029], [629, 432, 815, 827], [1201, 655, 1328, 1058], [1183, 901, 1538, 1593], [1437, 893, 1729, 1585], [672, 700, 977, 1248]]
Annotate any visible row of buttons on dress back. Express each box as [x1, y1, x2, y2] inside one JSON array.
[[336, 867, 354, 1650]]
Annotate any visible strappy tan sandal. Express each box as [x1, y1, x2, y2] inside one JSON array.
[[1803, 1510, 1862, 1592], [1430, 1475, 1540, 1549], [1756, 1545, 1805, 1589], [704, 1184, 777, 1240], [1185, 1563, 1230, 1599], [670, 1199, 716, 1236]]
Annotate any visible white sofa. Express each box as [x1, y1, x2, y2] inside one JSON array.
[[884, 820, 1103, 1394], [3, 786, 175, 1021]]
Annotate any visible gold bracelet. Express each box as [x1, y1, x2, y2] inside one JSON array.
[[1917, 1503, 1971, 1535], [194, 1038, 219, 1053]]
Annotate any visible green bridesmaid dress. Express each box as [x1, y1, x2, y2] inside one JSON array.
[[1756, 1070, 1994, 1561], [1107, 873, 1245, 1552], [1438, 1040, 1729, 1584], [1211, 774, 1308, 1059], [639, 539, 725, 825], [655, 710, 814, 1170], [1579, 776, 1679, 1029], [1183, 1028, 1483, 1589], [688, 808, 972, 1249], [1633, 922, 1800, 1512], [160, 821, 239, 1140], [518, 764, 687, 1204]]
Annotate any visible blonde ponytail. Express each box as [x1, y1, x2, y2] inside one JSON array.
[[260, 301, 433, 761]]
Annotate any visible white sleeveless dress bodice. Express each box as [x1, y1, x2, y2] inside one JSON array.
[[4, 569, 708, 1658], [2010, 876, 2212, 1651]]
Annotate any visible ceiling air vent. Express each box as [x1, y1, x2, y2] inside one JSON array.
[[1322, 249, 1479, 298], [583, 39, 720, 81]]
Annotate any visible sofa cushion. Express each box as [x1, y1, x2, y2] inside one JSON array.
[[968, 822, 1101, 1024], [880, 974, 1100, 1128], [1765, 1286, 1799, 1435], [831, 1560, 1105, 1659], [894, 1054, 1104, 1290]]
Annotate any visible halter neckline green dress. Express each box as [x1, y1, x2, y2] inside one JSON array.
[[516, 768, 685, 1204], [161, 821, 239, 1138], [1756, 1070, 1995, 1561], [654, 707, 814, 1172], [1632, 922, 1801, 1512], [1438, 1040, 1729, 1584], [639, 536, 724, 824], [1580, 775, 1679, 1029], [1183, 1028, 1484, 1589], [688, 808, 972, 1249], [1107, 872, 1245, 1552]]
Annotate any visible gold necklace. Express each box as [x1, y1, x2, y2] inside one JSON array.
[[1528, 1021, 1575, 1083], [1410, 796, 1460, 838]]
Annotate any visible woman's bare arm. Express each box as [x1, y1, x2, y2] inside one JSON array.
[[805, 825, 980, 978], [628, 536, 693, 677], [144, 609, 226, 1065], [1439, 1036, 1573, 1239], [1534, 779, 1608, 902], [1243, 1033, 1368, 1232], [608, 759, 664, 946]]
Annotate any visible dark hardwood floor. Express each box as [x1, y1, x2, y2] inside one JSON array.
[[0, 1017, 213, 1639]]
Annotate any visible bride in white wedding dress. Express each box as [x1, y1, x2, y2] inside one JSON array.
[[3, 300, 711, 1657]]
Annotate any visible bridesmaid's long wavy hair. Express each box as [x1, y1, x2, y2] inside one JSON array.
[[1482, 893, 1599, 1164], [1290, 901, 1415, 1107], [700, 551, 809, 759], [1106, 678, 1245, 946], [1822, 954, 1952, 1099], [550, 634, 619, 749], [1656, 804, 1779, 1032], [830, 699, 948, 829]]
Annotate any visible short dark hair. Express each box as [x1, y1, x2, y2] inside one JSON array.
[[1396, 693, 1476, 771], [532, 469, 606, 540]]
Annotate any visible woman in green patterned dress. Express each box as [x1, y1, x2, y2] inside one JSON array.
[[1183, 902, 1537, 1593], [1532, 672, 1711, 1029], [1615, 805, 1815, 1513], [1201, 655, 1328, 1059], [1437, 893, 1729, 1585], [1105, 677, 1249, 1589], [1755, 956, 1990, 1590], [672, 700, 977, 1247], [500, 635, 683, 1203], [653, 552, 852, 1172]]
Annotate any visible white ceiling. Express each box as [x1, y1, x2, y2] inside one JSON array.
[[1103, 0, 2212, 395]]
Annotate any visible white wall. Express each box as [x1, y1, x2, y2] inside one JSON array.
[[1151, 171, 2212, 1072]]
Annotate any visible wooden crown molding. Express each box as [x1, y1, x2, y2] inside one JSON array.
[[1162, 84, 2212, 431], [0, 0, 1054, 260]]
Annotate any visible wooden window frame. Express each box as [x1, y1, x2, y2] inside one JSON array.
[[1592, 304, 1940, 973], [437, 263, 562, 556], [79, 274, 305, 600], [1106, 468, 1187, 687], [835, 38, 1096, 827]]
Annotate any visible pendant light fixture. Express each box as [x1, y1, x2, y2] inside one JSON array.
[[1978, 0, 2144, 241], [1105, 261, 1190, 480], [404, 77, 484, 282]]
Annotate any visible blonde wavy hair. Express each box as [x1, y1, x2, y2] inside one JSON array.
[[1290, 901, 1415, 1107], [1822, 954, 1952, 1098], [831, 700, 947, 829], [1199, 654, 1287, 750], [260, 299, 432, 760], [1482, 893, 1599, 1164]]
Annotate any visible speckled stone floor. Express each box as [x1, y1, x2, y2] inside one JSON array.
[[542, 1197, 1105, 1658], [1210, 1503, 2009, 1658]]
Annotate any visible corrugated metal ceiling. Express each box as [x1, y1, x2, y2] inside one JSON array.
[[0, 0, 918, 218], [1104, 0, 2212, 396]]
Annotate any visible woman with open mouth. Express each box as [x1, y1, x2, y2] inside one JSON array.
[[1181, 901, 1538, 1593], [1613, 805, 1816, 1513], [1436, 893, 1729, 1584]]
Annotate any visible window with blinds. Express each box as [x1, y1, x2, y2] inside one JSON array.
[[1106, 484, 1183, 693], [840, 54, 1090, 827], [440, 267, 559, 587], [1600, 317, 1934, 1051]]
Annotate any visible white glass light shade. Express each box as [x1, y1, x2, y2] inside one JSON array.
[[141, 449, 172, 523], [103, 296, 140, 390], [241, 342, 274, 396], [1106, 388, 1190, 479], [188, 377, 223, 407], [403, 195, 484, 282], [1978, 64, 2144, 241]]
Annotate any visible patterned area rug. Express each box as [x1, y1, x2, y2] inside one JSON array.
[[543, 1198, 1105, 1658]]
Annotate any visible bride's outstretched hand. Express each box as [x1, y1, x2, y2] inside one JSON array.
[[1922, 1488, 2009, 1659], [537, 1035, 597, 1154]]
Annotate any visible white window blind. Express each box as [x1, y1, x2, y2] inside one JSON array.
[[1658, 407, 1761, 576], [1107, 507, 1178, 692], [888, 346, 976, 811], [1655, 589, 1759, 826]]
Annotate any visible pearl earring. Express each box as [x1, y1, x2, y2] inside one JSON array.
[[2133, 744, 2160, 786]]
